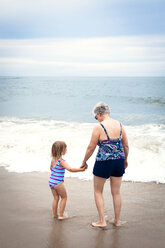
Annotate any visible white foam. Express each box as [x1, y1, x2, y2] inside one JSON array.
[[0, 117, 165, 183]]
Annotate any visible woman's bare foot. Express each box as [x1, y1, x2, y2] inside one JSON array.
[[114, 220, 120, 227], [91, 221, 107, 228], [53, 215, 58, 218], [114, 222, 120, 227], [58, 215, 68, 220]]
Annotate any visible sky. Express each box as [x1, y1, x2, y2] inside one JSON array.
[[0, 0, 165, 76]]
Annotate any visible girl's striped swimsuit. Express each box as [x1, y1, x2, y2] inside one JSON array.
[[49, 158, 65, 188]]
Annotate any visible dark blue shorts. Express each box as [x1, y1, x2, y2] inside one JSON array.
[[93, 159, 125, 179]]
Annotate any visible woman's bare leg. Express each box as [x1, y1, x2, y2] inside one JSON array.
[[55, 183, 68, 220], [92, 176, 107, 227], [51, 188, 59, 217], [110, 176, 122, 226]]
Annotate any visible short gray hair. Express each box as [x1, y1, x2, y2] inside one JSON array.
[[93, 102, 110, 116]]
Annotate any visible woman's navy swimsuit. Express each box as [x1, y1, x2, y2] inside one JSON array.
[[93, 123, 125, 178]]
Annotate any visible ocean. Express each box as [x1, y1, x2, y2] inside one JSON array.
[[0, 76, 165, 183]]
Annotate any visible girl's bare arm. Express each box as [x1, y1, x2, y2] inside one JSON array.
[[60, 160, 86, 172]]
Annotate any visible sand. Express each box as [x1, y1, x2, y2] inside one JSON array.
[[0, 166, 165, 248]]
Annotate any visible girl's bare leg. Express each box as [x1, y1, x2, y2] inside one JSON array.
[[92, 176, 107, 227], [55, 183, 68, 220], [51, 188, 59, 217], [110, 176, 122, 226]]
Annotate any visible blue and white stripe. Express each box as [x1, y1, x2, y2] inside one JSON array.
[[49, 158, 65, 188]]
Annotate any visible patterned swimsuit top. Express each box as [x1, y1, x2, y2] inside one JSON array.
[[96, 123, 125, 161]]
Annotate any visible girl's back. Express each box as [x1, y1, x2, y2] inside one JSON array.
[[49, 158, 65, 188]]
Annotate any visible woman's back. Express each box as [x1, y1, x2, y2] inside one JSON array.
[[96, 118, 125, 161], [98, 118, 121, 141]]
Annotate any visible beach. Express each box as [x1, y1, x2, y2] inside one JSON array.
[[0, 166, 165, 248], [1, 0, 165, 245]]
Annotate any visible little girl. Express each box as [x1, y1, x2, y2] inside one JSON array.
[[48, 141, 87, 220]]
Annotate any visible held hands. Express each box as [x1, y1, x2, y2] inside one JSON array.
[[80, 166, 87, 172], [80, 161, 88, 171]]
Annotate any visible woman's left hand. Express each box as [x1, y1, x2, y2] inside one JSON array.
[[80, 161, 88, 169]]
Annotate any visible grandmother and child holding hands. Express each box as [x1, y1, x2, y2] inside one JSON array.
[[48, 102, 129, 228]]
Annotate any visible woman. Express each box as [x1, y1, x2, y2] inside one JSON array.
[[81, 102, 129, 227]]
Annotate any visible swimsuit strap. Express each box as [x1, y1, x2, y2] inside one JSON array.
[[119, 123, 122, 138], [57, 158, 63, 164], [100, 123, 110, 140]]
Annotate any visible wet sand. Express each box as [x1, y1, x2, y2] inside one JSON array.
[[0, 166, 165, 248]]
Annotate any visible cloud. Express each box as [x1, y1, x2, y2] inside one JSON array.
[[0, 35, 165, 76], [1, 0, 163, 16], [0, 0, 164, 38], [0, 0, 97, 18]]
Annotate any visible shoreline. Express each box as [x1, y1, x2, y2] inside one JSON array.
[[0, 166, 165, 248], [2, 166, 165, 185]]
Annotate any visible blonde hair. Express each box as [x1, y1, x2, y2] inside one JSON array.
[[51, 141, 67, 159]]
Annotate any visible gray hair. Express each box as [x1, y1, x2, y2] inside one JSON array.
[[93, 102, 110, 116]]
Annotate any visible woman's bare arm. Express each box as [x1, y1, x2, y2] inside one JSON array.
[[121, 126, 129, 168], [81, 125, 100, 167]]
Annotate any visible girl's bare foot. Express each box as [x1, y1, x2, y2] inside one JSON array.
[[91, 221, 107, 228], [58, 215, 68, 220], [53, 215, 58, 218]]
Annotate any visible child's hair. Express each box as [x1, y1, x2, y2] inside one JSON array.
[[51, 141, 67, 159]]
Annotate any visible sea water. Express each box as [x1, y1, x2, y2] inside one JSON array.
[[0, 76, 165, 183]]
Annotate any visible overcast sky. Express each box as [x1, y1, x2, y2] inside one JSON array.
[[0, 0, 165, 76]]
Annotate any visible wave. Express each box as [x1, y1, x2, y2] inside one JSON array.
[[103, 95, 165, 106], [0, 117, 165, 183], [129, 96, 165, 106]]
